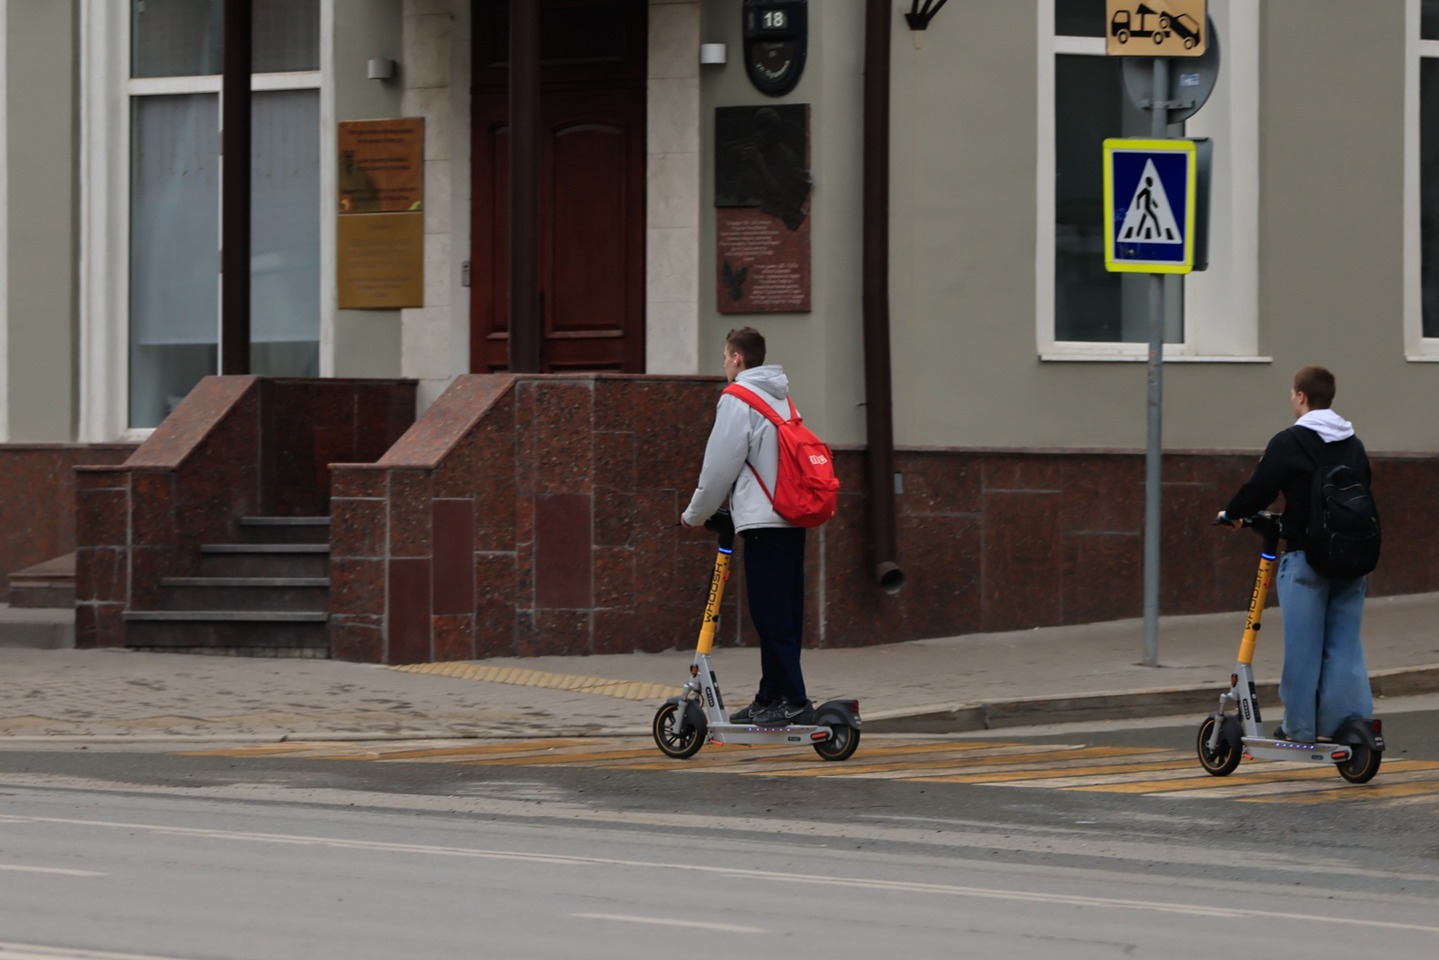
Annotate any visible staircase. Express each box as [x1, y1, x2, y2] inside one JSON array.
[[123, 517, 331, 656]]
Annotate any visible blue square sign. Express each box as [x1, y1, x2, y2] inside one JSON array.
[[1103, 138, 1196, 274]]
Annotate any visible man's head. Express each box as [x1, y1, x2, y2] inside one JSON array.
[[723, 327, 766, 382], [1292, 364, 1336, 415]]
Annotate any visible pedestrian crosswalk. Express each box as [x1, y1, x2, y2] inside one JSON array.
[[183, 737, 1439, 807]]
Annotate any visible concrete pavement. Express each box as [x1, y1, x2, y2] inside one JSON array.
[[2, 592, 1439, 742]]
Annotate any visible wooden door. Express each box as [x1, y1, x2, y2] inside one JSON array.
[[470, 0, 647, 373]]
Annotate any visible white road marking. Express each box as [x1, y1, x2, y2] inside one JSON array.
[[2, 813, 1437, 934], [571, 913, 765, 934], [0, 942, 191, 960], [0, 864, 106, 877]]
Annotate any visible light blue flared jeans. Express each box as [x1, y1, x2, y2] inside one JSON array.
[[1275, 550, 1373, 741]]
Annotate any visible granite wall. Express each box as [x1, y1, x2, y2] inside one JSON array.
[[0, 444, 136, 601], [329, 372, 1439, 663]]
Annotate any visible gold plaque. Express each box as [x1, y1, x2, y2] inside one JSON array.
[[337, 213, 424, 309], [338, 118, 425, 213], [1105, 1, 1207, 57]]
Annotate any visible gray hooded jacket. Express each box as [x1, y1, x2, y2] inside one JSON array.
[[682, 364, 795, 533]]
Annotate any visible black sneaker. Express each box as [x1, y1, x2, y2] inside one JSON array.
[[729, 700, 771, 723], [1272, 725, 1290, 741], [751, 699, 815, 726]]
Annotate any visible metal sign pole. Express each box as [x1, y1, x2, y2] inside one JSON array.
[[1141, 56, 1169, 668]]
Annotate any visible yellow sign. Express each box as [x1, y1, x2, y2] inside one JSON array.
[[1105, 1, 1207, 57], [337, 213, 424, 309]]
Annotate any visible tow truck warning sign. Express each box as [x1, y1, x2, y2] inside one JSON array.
[[1105, 1, 1207, 58]]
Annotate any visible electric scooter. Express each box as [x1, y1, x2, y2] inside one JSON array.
[[652, 510, 862, 761], [1197, 511, 1385, 783]]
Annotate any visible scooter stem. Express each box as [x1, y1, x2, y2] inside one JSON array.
[[1237, 554, 1275, 667], [696, 547, 731, 655], [1234, 513, 1283, 667]]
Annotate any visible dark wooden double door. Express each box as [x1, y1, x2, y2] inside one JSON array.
[[470, 0, 647, 373]]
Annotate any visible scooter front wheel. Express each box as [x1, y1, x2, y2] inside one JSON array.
[[813, 723, 860, 761], [1336, 742, 1381, 784], [653, 702, 706, 759], [1196, 715, 1242, 776]]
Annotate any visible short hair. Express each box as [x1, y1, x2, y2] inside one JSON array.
[[726, 327, 766, 368], [1293, 365, 1336, 409]]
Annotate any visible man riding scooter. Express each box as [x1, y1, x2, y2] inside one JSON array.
[[1215, 365, 1378, 744]]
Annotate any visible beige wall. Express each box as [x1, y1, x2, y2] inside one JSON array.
[[692, 1, 1439, 455], [330, 0, 406, 380], [4, 0, 77, 441]]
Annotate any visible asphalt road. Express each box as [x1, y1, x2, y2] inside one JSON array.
[[3, 701, 1439, 958]]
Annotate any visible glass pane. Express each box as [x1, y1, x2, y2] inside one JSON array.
[[1424, 0, 1439, 41], [1054, 54, 1183, 343], [1056, 0, 1107, 38], [254, 0, 320, 73], [133, 0, 223, 78], [1421, 59, 1439, 337], [132, 0, 318, 78], [251, 89, 320, 377], [130, 94, 220, 428]]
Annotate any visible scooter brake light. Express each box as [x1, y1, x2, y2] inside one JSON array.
[[1331, 749, 1350, 761], [1371, 719, 1383, 735], [810, 731, 829, 741]]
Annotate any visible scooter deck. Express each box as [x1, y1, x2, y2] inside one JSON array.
[[707, 721, 838, 747], [1241, 737, 1353, 764]]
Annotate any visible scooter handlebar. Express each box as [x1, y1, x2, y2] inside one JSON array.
[[703, 508, 736, 551]]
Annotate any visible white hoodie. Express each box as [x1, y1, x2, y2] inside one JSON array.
[[682, 364, 795, 532], [1294, 408, 1355, 443]]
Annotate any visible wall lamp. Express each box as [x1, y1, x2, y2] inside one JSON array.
[[904, 0, 949, 30]]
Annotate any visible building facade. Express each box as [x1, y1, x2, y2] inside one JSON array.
[[3, 1, 1439, 658]]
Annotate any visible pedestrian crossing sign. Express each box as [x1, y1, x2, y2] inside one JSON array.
[[1103, 138, 1197, 274]]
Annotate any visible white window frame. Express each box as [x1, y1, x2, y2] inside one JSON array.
[[79, 0, 334, 442], [1404, 0, 1439, 360], [0, 0, 9, 442], [1036, 0, 1264, 363]]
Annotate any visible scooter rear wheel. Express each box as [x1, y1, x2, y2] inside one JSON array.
[[653, 702, 705, 759], [1196, 715, 1242, 776], [1336, 742, 1381, 784], [813, 723, 860, 761]]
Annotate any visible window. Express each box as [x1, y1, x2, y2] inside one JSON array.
[[1038, 0, 1261, 361], [1052, 2, 1183, 345], [1409, 0, 1439, 355], [126, 0, 320, 427]]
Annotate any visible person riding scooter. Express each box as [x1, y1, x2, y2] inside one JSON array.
[[1215, 365, 1377, 744]]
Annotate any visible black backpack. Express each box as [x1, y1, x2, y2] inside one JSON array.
[[1290, 427, 1381, 579]]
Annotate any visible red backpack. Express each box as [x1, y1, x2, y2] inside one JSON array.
[[723, 384, 840, 528]]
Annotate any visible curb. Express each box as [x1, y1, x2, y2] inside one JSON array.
[[863, 664, 1439, 735]]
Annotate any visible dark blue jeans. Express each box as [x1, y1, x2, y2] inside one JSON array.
[[741, 526, 807, 704]]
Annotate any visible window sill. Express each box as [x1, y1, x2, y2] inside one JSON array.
[[1039, 353, 1273, 364]]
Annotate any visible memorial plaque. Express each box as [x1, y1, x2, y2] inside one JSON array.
[[337, 213, 424, 309], [337, 118, 425, 308], [338, 118, 425, 213], [714, 104, 812, 313]]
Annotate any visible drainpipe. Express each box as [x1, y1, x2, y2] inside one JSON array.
[[861, 0, 905, 594]]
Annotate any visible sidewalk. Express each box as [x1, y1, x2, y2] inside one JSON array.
[[3, 593, 1439, 742]]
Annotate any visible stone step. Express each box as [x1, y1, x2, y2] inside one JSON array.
[[122, 610, 330, 654], [238, 516, 331, 544], [7, 552, 76, 609], [0, 604, 74, 649], [197, 543, 330, 578], [159, 577, 329, 612]]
